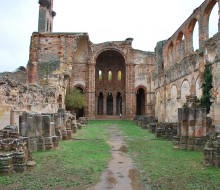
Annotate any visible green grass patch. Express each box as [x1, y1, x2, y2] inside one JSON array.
[[0, 121, 111, 190], [117, 120, 220, 190], [1, 120, 220, 190]]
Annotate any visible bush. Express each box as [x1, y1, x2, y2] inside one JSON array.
[[65, 88, 86, 110], [201, 63, 213, 113]]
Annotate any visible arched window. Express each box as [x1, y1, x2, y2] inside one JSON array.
[[98, 70, 102, 80], [118, 71, 122, 80], [108, 71, 112, 81]]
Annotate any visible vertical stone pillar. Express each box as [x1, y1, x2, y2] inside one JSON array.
[[188, 108, 196, 150], [58, 108, 65, 128], [213, 140, 220, 167], [185, 33, 193, 55], [54, 113, 62, 139], [194, 108, 206, 150], [33, 114, 43, 137], [42, 115, 51, 137], [125, 64, 136, 118], [179, 107, 189, 149], [177, 108, 182, 136], [103, 95, 107, 115], [54, 113, 61, 128], [113, 95, 116, 116], [27, 115, 34, 137], [19, 112, 28, 137], [86, 63, 96, 118]]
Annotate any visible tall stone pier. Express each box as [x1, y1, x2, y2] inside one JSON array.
[[175, 95, 207, 150]]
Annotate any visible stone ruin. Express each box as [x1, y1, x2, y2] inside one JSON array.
[[133, 115, 157, 131], [204, 135, 220, 167], [0, 108, 88, 175], [0, 76, 66, 128], [0, 125, 33, 175], [134, 95, 220, 168], [18, 108, 79, 152], [134, 115, 178, 140], [172, 95, 210, 151], [156, 122, 178, 140]]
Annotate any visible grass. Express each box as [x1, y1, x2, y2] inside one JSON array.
[[0, 121, 111, 190], [117, 120, 220, 190], [1, 120, 220, 190]]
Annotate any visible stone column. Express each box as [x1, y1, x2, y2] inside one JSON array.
[[19, 112, 28, 137], [145, 92, 149, 115], [188, 108, 196, 150], [125, 64, 136, 118], [86, 62, 96, 118], [179, 107, 189, 149], [42, 115, 51, 137], [54, 113, 61, 128], [194, 108, 207, 150], [113, 95, 117, 116], [103, 95, 107, 115], [185, 33, 193, 55], [34, 114, 43, 137], [27, 115, 34, 137]]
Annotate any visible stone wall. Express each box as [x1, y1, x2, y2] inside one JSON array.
[[0, 76, 65, 129], [28, 33, 156, 118], [207, 32, 220, 132], [154, 0, 220, 127]]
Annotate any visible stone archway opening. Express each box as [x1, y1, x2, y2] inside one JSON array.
[[107, 93, 113, 115], [96, 50, 125, 117], [116, 92, 122, 115], [136, 88, 145, 115], [98, 92, 104, 115], [75, 86, 84, 118]]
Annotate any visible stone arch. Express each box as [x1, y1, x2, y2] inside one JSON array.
[[94, 48, 126, 65], [135, 85, 147, 94], [171, 85, 178, 99], [74, 84, 85, 92], [203, 0, 218, 40], [97, 92, 104, 115], [136, 87, 146, 115], [170, 85, 178, 122], [95, 49, 125, 116], [181, 80, 190, 104], [167, 41, 174, 66], [116, 92, 122, 115], [175, 31, 185, 61], [73, 84, 85, 118], [186, 18, 199, 53]]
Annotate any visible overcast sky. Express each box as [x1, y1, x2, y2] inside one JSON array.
[[0, 0, 218, 72]]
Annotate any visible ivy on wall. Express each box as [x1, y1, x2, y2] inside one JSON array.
[[200, 63, 213, 113]]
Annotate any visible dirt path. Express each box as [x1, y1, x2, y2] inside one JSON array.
[[88, 125, 149, 190]]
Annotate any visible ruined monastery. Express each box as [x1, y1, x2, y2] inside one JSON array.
[[1, 0, 220, 132]]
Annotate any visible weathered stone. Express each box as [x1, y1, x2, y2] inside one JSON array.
[[42, 115, 51, 137]]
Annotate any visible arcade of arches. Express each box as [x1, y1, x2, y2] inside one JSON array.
[[95, 50, 125, 116], [27, 0, 220, 129]]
